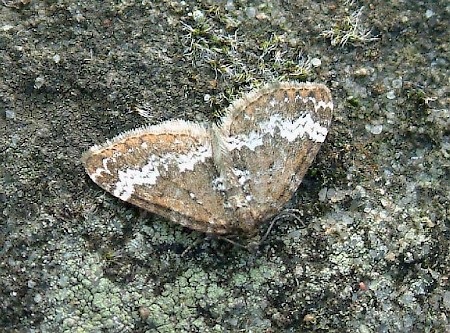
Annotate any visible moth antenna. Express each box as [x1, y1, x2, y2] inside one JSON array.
[[260, 209, 306, 243]]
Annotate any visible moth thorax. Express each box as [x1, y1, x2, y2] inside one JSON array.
[[228, 194, 249, 208]]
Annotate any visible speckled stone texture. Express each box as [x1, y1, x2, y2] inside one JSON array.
[[0, 1, 448, 332]]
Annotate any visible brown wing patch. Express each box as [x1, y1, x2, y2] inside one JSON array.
[[82, 82, 333, 236]]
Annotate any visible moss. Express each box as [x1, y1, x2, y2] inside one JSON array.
[[2, 0, 448, 332], [320, 6, 379, 47]]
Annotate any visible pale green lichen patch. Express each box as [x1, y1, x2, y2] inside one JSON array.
[[1, 0, 448, 332]]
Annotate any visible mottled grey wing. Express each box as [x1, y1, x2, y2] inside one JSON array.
[[82, 120, 233, 234], [215, 82, 333, 225]]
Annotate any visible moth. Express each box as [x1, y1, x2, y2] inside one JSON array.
[[81, 82, 333, 237]]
